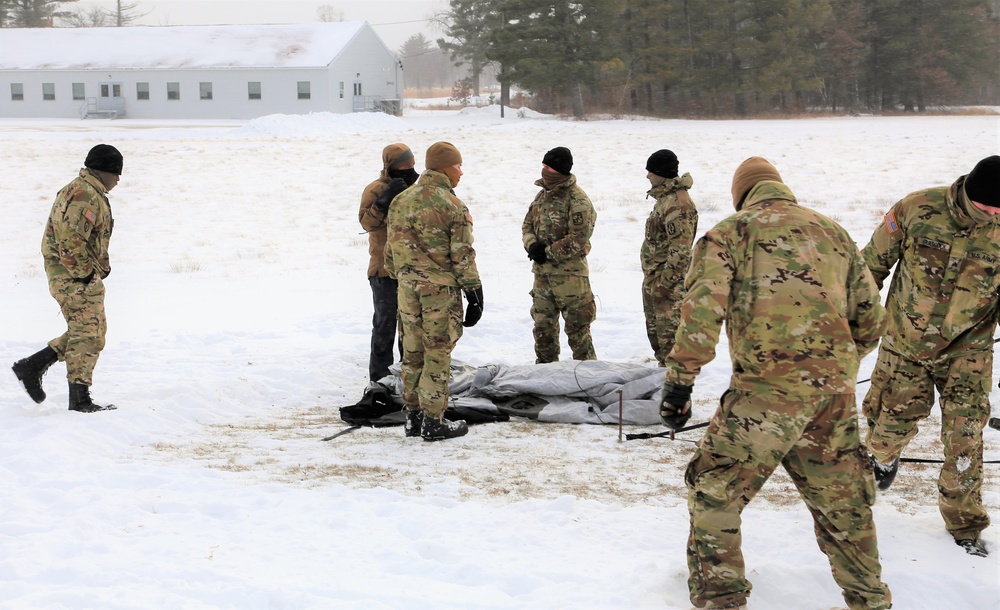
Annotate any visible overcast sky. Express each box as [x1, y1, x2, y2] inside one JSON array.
[[76, 0, 448, 51]]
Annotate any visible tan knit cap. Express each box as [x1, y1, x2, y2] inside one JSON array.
[[425, 142, 463, 170], [731, 156, 783, 210]]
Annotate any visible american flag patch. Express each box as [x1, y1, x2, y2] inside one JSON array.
[[84, 210, 97, 223], [883, 211, 898, 234]]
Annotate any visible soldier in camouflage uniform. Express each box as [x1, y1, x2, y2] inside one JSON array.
[[861, 155, 1000, 558], [359, 143, 418, 382], [660, 157, 892, 610], [384, 142, 483, 441], [522, 147, 598, 363], [12, 144, 123, 413], [639, 149, 698, 366]]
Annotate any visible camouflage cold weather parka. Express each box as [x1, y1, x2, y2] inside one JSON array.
[[383, 169, 481, 291], [664, 181, 886, 396], [521, 174, 596, 276], [640, 172, 698, 294], [42, 168, 114, 281], [862, 176, 1000, 363]]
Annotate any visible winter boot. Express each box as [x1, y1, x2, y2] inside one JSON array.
[[12, 346, 58, 403], [420, 414, 468, 442], [68, 383, 116, 413], [404, 409, 424, 438], [956, 538, 988, 557], [871, 455, 899, 491]]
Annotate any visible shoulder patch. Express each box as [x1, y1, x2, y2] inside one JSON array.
[[883, 211, 898, 234], [572, 212, 584, 226], [85, 209, 97, 223]]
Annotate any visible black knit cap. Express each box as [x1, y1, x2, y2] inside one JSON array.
[[542, 146, 573, 176], [85, 144, 124, 175], [965, 155, 1000, 207], [646, 149, 679, 179]]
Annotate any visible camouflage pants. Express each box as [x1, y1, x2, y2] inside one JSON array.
[[863, 347, 991, 540], [685, 390, 891, 610], [530, 273, 596, 363], [641, 273, 682, 366], [397, 280, 463, 419], [47, 274, 107, 386]]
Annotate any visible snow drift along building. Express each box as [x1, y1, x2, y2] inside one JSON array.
[[0, 22, 402, 120]]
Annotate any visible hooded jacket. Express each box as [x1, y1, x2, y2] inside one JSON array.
[[521, 174, 596, 276], [664, 180, 886, 396], [359, 143, 413, 278], [640, 173, 698, 296], [862, 176, 1000, 363]]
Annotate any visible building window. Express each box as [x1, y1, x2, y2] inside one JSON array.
[[136, 82, 149, 100], [339, 82, 344, 99], [72, 83, 85, 100], [248, 81, 261, 100], [167, 82, 180, 100], [297, 81, 311, 100], [199, 82, 213, 100], [11, 83, 23, 101], [42, 83, 55, 101]]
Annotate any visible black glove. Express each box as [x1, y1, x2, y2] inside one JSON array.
[[374, 177, 408, 213], [660, 381, 693, 431], [527, 242, 548, 264], [74, 271, 95, 284], [462, 287, 484, 328]]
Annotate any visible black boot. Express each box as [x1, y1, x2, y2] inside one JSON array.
[[404, 409, 424, 438], [871, 455, 899, 491], [12, 346, 58, 403], [420, 414, 468, 442], [68, 383, 116, 413], [956, 538, 988, 557]]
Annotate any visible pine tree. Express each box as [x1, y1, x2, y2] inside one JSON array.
[[5, 0, 76, 27]]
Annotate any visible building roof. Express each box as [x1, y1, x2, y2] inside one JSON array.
[[0, 22, 374, 70]]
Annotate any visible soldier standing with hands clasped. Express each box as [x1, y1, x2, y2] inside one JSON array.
[[12, 144, 123, 413], [861, 154, 1000, 558], [384, 142, 483, 441], [522, 146, 598, 363], [660, 157, 892, 610]]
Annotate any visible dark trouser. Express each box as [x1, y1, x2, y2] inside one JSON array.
[[369, 275, 401, 381]]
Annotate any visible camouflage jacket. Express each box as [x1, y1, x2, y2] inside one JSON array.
[[42, 169, 114, 281], [862, 176, 1000, 362], [384, 169, 481, 290], [521, 174, 596, 276], [639, 173, 698, 297], [664, 181, 886, 396]]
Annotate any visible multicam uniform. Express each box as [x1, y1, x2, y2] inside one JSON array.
[[384, 169, 481, 418], [862, 176, 1000, 542], [640, 173, 697, 366], [521, 174, 597, 363], [664, 181, 892, 610], [42, 169, 114, 386]]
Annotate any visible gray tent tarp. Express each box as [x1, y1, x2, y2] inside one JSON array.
[[378, 360, 665, 425]]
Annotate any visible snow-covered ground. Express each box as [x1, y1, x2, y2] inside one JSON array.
[[2, 107, 998, 609]]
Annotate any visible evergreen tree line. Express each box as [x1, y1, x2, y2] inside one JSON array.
[[436, 0, 1000, 117]]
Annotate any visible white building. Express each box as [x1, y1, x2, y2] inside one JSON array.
[[0, 22, 403, 120]]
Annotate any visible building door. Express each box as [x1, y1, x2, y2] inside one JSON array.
[[352, 80, 364, 111], [98, 81, 125, 115]]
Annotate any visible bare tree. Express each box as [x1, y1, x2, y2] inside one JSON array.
[[317, 4, 343, 22], [61, 4, 110, 26]]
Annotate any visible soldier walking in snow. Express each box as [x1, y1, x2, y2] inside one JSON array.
[[359, 143, 418, 382], [639, 149, 697, 366], [522, 146, 598, 363], [384, 142, 483, 441], [861, 155, 1000, 558], [12, 144, 123, 413], [661, 157, 892, 610]]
